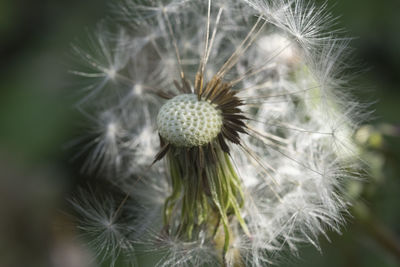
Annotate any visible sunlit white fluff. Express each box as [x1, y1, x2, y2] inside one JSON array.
[[69, 0, 364, 266]]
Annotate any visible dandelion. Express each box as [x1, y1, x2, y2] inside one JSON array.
[[69, 0, 365, 266]]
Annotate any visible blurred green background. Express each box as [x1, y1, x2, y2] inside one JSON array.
[[0, 0, 399, 266]]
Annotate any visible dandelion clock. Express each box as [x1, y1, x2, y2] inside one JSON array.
[[68, 0, 366, 266]]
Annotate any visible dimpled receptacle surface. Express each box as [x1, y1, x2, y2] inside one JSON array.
[[157, 94, 223, 147]]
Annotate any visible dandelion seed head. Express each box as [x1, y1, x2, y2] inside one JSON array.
[[157, 94, 223, 147], [68, 0, 367, 265]]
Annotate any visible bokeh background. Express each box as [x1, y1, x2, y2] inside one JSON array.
[[0, 0, 399, 266]]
